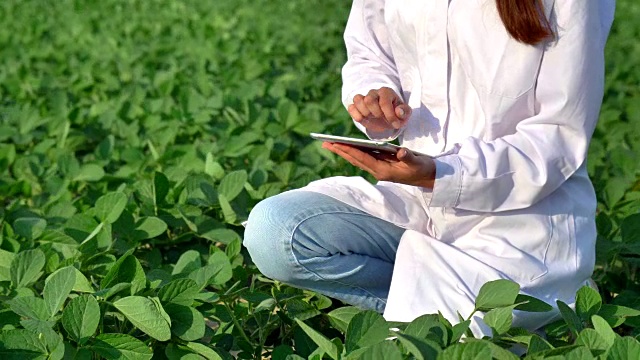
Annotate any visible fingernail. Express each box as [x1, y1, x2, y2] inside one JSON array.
[[392, 121, 401, 129], [397, 108, 405, 117]]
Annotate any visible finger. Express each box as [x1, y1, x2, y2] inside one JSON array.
[[353, 94, 371, 118], [377, 89, 403, 129], [326, 145, 372, 172], [395, 104, 412, 122], [397, 148, 418, 163], [330, 143, 383, 174], [348, 104, 365, 122], [324, 142, 375, 172], [364, 90, 384, 119]]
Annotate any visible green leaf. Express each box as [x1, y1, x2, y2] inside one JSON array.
[[158, 278, 200, 306], [603, 178, 626, 209], [561, 346, 595, 360], [131, 216, 167, 240], [8, 296, 50, 321], [147, 269, 171, 288], [285, 298, 321, 321], [184, 175, 218, 208], [394, 333, 441, 360], [576, 286, 602, 322], [72, 268, 95, 293], [528, 334, 553, 354], [513, 294, 554, 313], [10, 248, 46, 288], [451, 320, 471, 344], [326, 306, 361, 333], [404, 314, 448, 347], [271, 345, 295, 360], [113, 296, 172, 341], [606, 336, 640, 360], [95, 283, 131, 300], [557, 300, 584, 336], [223, 132, 261, 157], [345, 310, 389, 353], [165, 343, 206, 360], [14, 217, 47, 240], [165, 304, 206, 341], [96, 135, 115, 160], [101, 254, 146, 295], [483, 305, 517, 336], [438, 341, 492, 360], [576, 328, 610, 354], [0, 329, 48, 357], [43, 266, 76, 316], [73, 164, 104, 182], [67, 347, 93, 360], [254, 298, 276, 313], [154, 172, 170, 206], [135, 173, 169, 210], [483, 340, 520, 360], [20, 319, 56, 333], [277, 99, 300, 129], [172, 250, 202, 275], [592, 315, 616, 347], [193, 292, 220, 304], [77, 222, 111, 251], [89, 334, 153, 360], [475, 279, 520, 312], [151, 296, 172, 327], [0, 249, 15, 282], [463, 339, 519, 360], [4, 327, 63, 360], [204, 155, 225, 180], [187, 250, 232, 288], [218, 194, 237, 224], [620, 214, 640, 243], [598, 304, 640, 327], [185, 342, 223, 360], [218, 170, 247, 201], [94, 192, 128, 224], [354, 340, 402, 360], [45, 328, 65, 360], [294, 318, 339, 360], [197, 227, 240, 245], [225, 238, 241, 258], [61, 295, 100, 345], [272, 162, 295, 184]]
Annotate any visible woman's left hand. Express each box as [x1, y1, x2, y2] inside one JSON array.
[[322, 142, 436, 189]]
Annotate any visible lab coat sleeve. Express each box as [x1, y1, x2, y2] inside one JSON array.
[[342, 0, 403, 141], [427, 0, 613, 212]]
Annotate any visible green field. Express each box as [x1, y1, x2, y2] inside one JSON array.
[[1, 0, 640, 358]]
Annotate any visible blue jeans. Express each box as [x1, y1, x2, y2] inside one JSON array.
[[243, 191, 405, 313]]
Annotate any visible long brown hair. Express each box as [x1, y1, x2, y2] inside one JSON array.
[[496, 0, 553, 45]]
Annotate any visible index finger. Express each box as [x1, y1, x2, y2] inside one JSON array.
[[378, 88, 403, 128]]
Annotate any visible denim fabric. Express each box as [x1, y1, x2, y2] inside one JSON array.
[[243, 191, 406, 313]]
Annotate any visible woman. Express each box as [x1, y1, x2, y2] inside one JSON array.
[[244, 0, 615, 336]]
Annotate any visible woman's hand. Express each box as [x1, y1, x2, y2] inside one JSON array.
[[322, 142, 436, 189], [349, 87, 412, 132]]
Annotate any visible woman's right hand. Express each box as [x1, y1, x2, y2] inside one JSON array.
[[348, 87, 412, 133]]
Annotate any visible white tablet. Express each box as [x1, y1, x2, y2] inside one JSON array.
[[310, 133, 403, 156]]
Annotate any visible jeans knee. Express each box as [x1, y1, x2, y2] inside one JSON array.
[[243, 196, 297, 282]]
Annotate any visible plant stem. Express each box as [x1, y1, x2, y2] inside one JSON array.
[[222, 300, 252, 346]]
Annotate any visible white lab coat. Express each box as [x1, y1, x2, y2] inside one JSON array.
[[293, 0, 616, 335]]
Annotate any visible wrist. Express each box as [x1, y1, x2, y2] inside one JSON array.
[[414, 157, 436, 189]]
